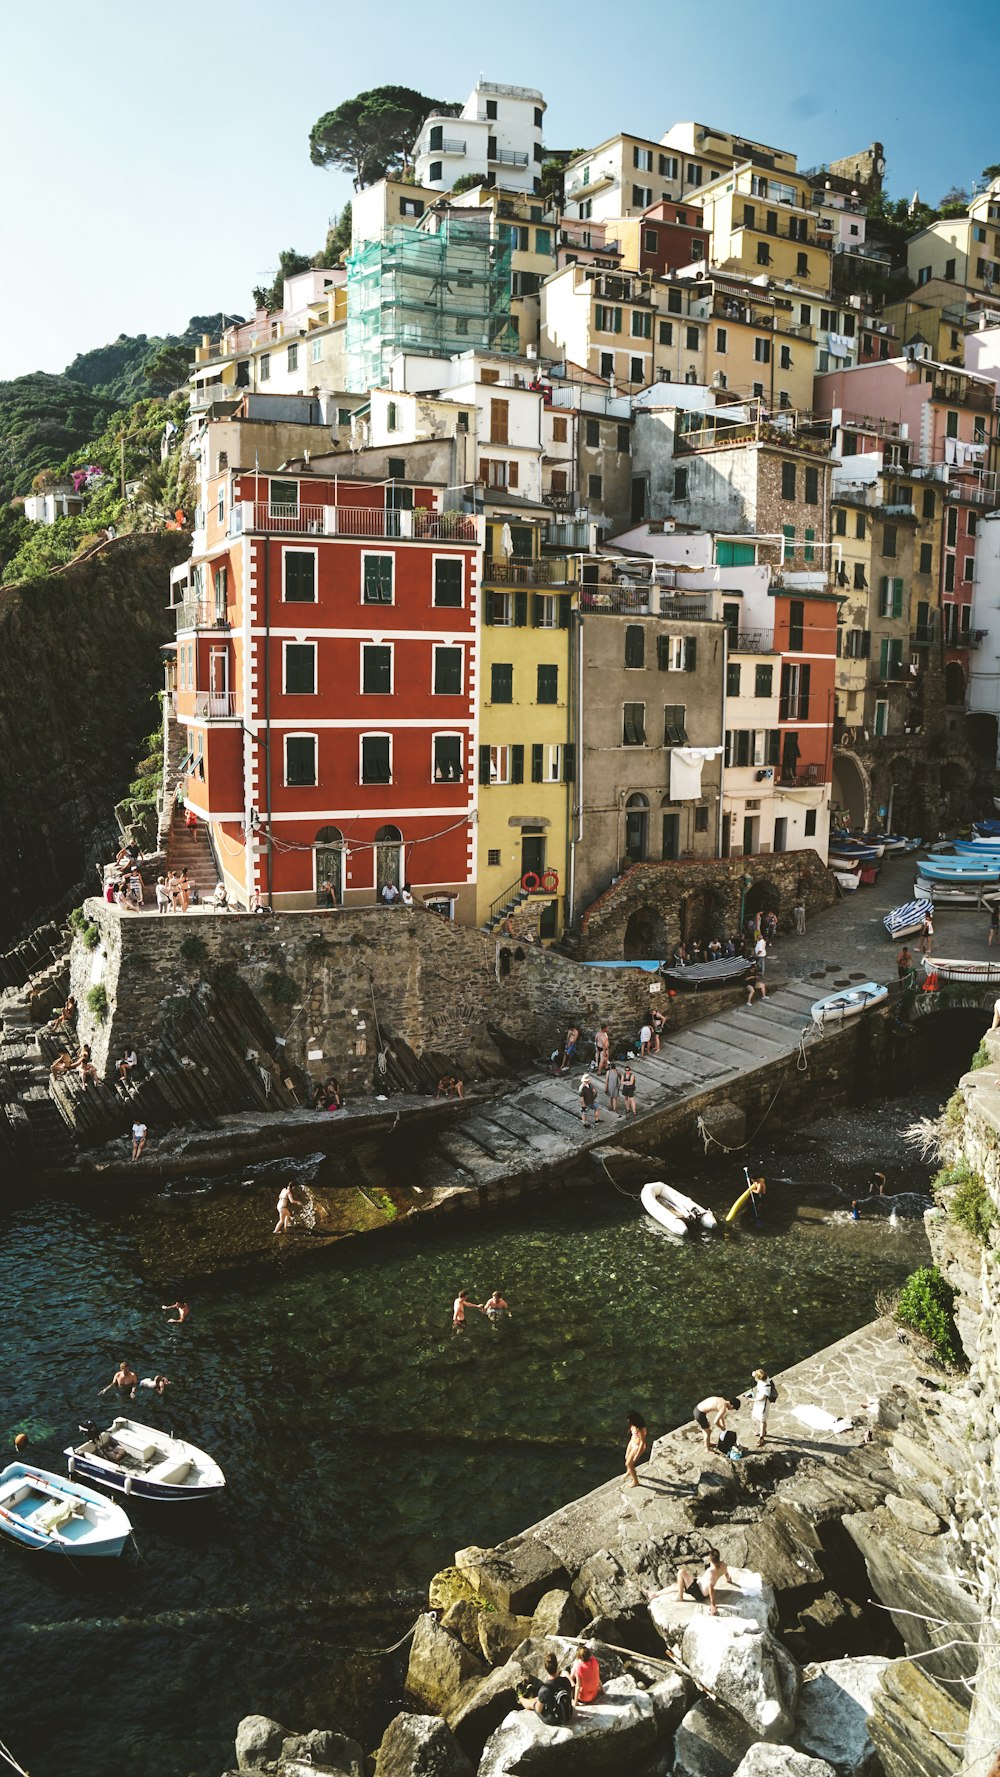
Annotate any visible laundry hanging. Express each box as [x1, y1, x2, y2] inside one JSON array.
[[669, 745, 723, 802]]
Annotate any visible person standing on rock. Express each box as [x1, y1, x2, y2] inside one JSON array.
[[620, 1064, 638, 1116], [605, 1059, 622, 1116], [593, 1024, 610, 1074], [273, 1181, 301, 1234], [651, 1008, 665, 1053], [693, 1394, 741, 1451], [793, 901, 806, 935], [131, 1121, 148, 1161], [897, 944, 913, 982], [624, 1410, 648, 1487]]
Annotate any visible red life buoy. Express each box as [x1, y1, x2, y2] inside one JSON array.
[[521, 872, 541, 893], [540, 869, 559, 892]]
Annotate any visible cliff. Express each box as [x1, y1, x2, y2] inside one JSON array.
[[0, 533, 186, 944]]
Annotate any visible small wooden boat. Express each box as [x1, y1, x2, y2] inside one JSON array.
[[847, 833, 886, 858], [915, 876, 1000, 907], [975, 820, 1000, 837], [640, 1181, 717, 1237], [829, 839, 880, 863], [918, 858, 1000, 884], [955, 838, 1000, 855], [65, 1420, 226, 1504], [0, 1462, 132, 1557], [922, 956, 1000, 985], [855, 833, 910, 855], [884, 898, 933, 940], [811, 982, 888, 1026]]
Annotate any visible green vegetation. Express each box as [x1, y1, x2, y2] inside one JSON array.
[[896, 1266, 964, 1367], [944, 1090, 966, 1128], [85, 984, 109, 1022], [971, 1041, 990, 1071], [309, 85, 450, 188], [263, 970, 299, 1007], [935, 1157, 997, 1245], [70, 906, 101, 949], [180, 935, 209, 969]]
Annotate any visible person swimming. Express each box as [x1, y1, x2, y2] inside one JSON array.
[[482, 1289, 511, 1328]]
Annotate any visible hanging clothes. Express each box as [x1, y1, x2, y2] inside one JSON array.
[[669, 746, 723, 802]]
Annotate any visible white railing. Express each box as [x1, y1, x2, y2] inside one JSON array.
[[240, 503, 479, 542], [192, 690, 238, 719]]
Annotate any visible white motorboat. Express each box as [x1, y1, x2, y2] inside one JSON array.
[[811, 982, 888, 1026], [640, 1181, 717, 1237], [914, 876, 1000, 908], [922, 956, 1000, 985], [66, 1419, 226, 1503], [0, 1462, 132, 1557]]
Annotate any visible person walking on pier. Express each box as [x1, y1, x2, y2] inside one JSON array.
[[920, 911, 934, 957], [579, 1074, 601, 1127], [624, 1410, 648, 1487], [749, 1367, 775, 1446]]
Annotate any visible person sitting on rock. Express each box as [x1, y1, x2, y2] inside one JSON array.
[[570, 1644, 601, 1707], [673, 1549, 741, 1617], [518, 1651, 573, 1726]]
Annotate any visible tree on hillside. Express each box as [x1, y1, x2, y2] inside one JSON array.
[[938, 184, 970, 216], [309, 86, 450, 189], [253, 248, 314, 313], [145, 341, 195, 394], [865, 191, 941, 266], [983, 165, 1000, 183], [317, 204, 353, 267]]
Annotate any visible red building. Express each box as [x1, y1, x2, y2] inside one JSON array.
[[172, 468, 480, 913], [631, 200, 710, 277], [773, 586, 838, 790]]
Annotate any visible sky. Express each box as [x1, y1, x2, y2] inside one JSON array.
[[3, 0, 1000, 381]]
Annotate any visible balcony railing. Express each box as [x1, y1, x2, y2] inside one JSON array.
[[483, 557, 574, 585], [490, 148, 529, 167], [238, 502, 478, 542], [176, 600, 231, 631], [580, 585, 711, 619], [729, 627, 775, 654], [436, 137, 467, 154], [191, 690, 238, 720]]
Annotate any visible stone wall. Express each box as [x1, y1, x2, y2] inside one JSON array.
[[834, 714, 988, 836], [576, 850, 835, 960]]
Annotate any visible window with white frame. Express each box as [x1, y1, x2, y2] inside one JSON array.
[[535, 594, 558, 627], [362, 644, 392, 694], [285, 734, 317, 786], [287, 342, 298, 372], [667, 634, 686, 670], [489, 590, 514, 626], [361, 734, 391, 784], [310, 338, 323, 362], [487, 745, 511, 783], [283, 642, 316, 695], [433, 734, 464, 782], [362, 553, 394, 604], [434, 557, 464, 607], [259, 352, 271, 382], [283, 549, 316, 602]]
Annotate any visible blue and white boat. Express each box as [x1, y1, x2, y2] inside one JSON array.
[[955, 837, 1000, 854], [829, 839, 880, 864], [974, 820, 1000, 838], [884, 898, 933, 940], [915, 876, 1000, 907], [0, 1462, 132, 1557], [66, 1419, 226, 1504], [919, 858, 1000, 884], [811, 981, 888, 1026], [847, 833, 886, 859]]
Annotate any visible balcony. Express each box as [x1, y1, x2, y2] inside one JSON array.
[[176, 600, 231, 631], [729, 627, 775, 654], [910, 625, 936, 646], [489, 148, 529, 168], [580, 584, 711, 619], [191, 690, 239, 720], [234, 502, 478, 542], [483, 557, 575, 585], [435, 137, 467, 155]]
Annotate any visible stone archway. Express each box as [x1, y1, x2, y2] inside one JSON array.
[[744, 878, 780, 925], [681, 886, 728, 945], [832, 750, 868, 830], [623, 903, 668, 959]]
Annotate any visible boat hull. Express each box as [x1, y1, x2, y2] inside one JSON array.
[[884, 898, 933, 940], [811, 982, 888, 1025], [915, 877, 1000, 907], [65, 1420, 226, 1504], [640, 1181, 716, 1237], [0, 1462, 131, 1557], [922, 957, 1000, 985], [918, 863, 1000, 884]]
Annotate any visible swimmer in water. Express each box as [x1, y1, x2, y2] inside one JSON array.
[[138, 1374, 171, 1396], [481, 1289, 511, 1329], [101, 1360, 138, 1399], [452, 1289, 481, 1333], [162, 1301, 190, 1324], [274, 1181, 301, 1234]]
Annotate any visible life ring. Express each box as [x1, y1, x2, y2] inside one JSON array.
[[521, 872, 541, 892], [540, 869, 559, 892]]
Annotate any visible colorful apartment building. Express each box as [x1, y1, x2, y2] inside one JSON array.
[[906, 178, 1000, 299], [540, 263, 707, 393], [694, 160, 834, 298], [616, 200, 709, 278], [190, 270, 349, 407], [172, 468, 481, 914], [413, 80, 546, 196]]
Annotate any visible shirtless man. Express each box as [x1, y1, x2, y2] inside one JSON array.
[[452, 1289, 481, 1334], [274, 1181, 300, 1234], [693, 1394, 741, 1450], [624, 1410, 648, 1488], [162, 1300, 190, 1324], [594, 1025, 610, 1074], [482, 1289, 511, 1329], [674, 1549, 741, 1617], [101, 1360, 138, 1400]]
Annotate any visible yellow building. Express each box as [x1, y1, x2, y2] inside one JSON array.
[[694, 161, 834, 297], [351, 176, 440, 249], [540, 263, 707, 392], [907, 180, 1000, 299], [439, 187, 556, 353], [476, 517, 575, 940], [701, 276, 815, 409], [881, 282, 970, 364]]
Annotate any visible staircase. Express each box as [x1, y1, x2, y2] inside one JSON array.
[[484, 874, 533, 934], [165, 806, 222, 899]]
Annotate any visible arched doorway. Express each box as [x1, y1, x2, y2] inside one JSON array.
[[832, 750, 868, 830], [681, 886, 727, 944], [624, 793, 649, 863], [744, 878, 779, 927], [624, 903, 668, 960], [375, 824, 403, 894], [315, 826, 344, 904], [945, 661, 966, 707]]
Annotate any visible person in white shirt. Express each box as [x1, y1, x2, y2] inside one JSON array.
[[753, 935, 768, 976], [131, 1122, 147, 1161]]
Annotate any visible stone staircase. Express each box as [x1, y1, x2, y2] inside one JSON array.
[[165, 805, 222, 898]]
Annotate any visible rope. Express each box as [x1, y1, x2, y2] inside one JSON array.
[[597, 1154, 643, 1199], [0, 1739, 29, 1776], [695, 1024, 813, 1156], [369, 984, 391, 1077]]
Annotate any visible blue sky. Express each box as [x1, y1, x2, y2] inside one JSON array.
[[3, 0, 999, 380]]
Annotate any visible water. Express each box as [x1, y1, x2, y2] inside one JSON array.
[[1, 1084, 940, 1775]]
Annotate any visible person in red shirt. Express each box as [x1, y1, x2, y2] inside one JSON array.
[[570, 1645, 601, 1706]]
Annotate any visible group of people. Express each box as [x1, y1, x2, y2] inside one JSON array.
[[311, 1077, 343, 1114], [380, 882, 415, 908], [452, 1289, 511, 1333], [691, 1368, 776, 1454], [578, 1060, 637, 1125], [154, 870, 198, 913]]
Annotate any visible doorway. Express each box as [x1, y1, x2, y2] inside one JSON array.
[[375, 824, 403, 893], [773, 817, 787, 854], [521, 831, 546, 878], [661, 809, 680, 860], [743, 814, 759, 856], [630, 477, 646, 524], [625, 793, 649, 862], [315, 826, 344, 903]]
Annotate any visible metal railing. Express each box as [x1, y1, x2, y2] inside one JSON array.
[[729, 627, 775, 654], [483, 557, 574, 584], [435, 137, 467, 154], [910, 626, 936, 645], [487, 870, 553, 928], [241, 503, 477, 542], [176, 600, 231, 631], [490, 148, 529, 167], [191, 690, 238, 719]]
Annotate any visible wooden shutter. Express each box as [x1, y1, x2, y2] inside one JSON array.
[[479, 744, 491, 784], [657, 634, 670, 670], [531, 744, 544, 782], [558, 595, 571, 628], [514, 590, 528, 627], [484, 589, 495, 625], [563, 744, 576, 782], [508, 461, 519, 488], [684, 636, 697, 672], [511, 745, 524, 784]]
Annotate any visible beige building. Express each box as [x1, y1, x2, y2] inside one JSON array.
[[694, 160, 834, 297], [562, 121, 794, 226], [540, 263, 707, 394], [907, 179, 1000, 299], [351, 176, 441, 249]]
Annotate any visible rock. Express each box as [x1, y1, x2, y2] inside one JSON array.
[[733, 1749, 835, 1777], [672, 1697, 755, 1777], [646, 1670, 691, 1735], [279, 1730, 363, 1777], [430, 1565, 484, 1612], [868, 1655, 966, 1777], [479, 1610, 534, 1666], [842, 1511, 979, 1686], [447, 1637, 626, 1762], [681, 1615, 800, 1741], [649, 1569, 777, 1649], [783, 1591, 864, 1664], [530, 1589, 584, 1640], [441, 1598, 486, 1654], [236, 1715, 286, 1771], [374, 1710, 474, 1777], [405, 1612, 489, 1715], [456, 1537, 569, 1616], [572, 1548, 662, 1654], [793, 1657, 891, 1773], [884, 1493, 944, 1536], [478, 1674, 657, 1775]]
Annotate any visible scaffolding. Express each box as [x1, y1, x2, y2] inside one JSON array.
[[345, 219, 517, 393]]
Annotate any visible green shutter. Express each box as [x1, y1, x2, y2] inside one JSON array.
[[532, 594, 543, 627], [514, 590, 528, 627], [511, 744, 524, 783], [893, 577, 904, 618], [484, 589, 495, 626], [558, 596, 571, 629], [879, 639, 889, 677], [657, 634, 670, 670], [563, 744, 576, 782], [479, 744, 491, 784], [684, 636, 697, 672], [531, 744, 544, 781]]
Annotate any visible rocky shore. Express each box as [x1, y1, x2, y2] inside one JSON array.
[[216, 1311, 980, 1777]]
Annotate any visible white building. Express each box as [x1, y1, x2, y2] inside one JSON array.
[[189, 269, 349, 409], [413, 81, 545, 196], [968, 508, 1000, 761], [362, 349, 547, 504], [22, 484, 84, 524]]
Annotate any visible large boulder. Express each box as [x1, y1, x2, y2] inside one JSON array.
[[868, 1655, 967, 1777], [480, 1610, 534, 1666], [530, 1589, 584, 1641], [280, 1729, 363, 1776], [441, 1598, 486, 1654], [374, 1711, 473, 1777], [842, 1509, 978, 1688], [649, 1569, 776, 1649], [734, 1750, 836, 1777], [236, 1715, 286, 1771], [406, 1612, 488, 1715], [455, 1537, 569, 1616], [681, 1615, 799, 1741], [478, 1674, 657, 1775], [647, 1670, 692, 1736], [672, 1697, 755, 1777], [430, 1565, 484, 1612], [793, 1657, 891, 1774], [447, 1637, 626, 1762], [573, 1547, 661, 1654]]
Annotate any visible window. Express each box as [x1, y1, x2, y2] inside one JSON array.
[[287, 342, 298, 372], [757, 244, 772, 268], [434, 557, 463, 607], [878, 576, 904, 618], [945, 555, 956, 591], [779, 661, 811, 719], [673, 466, 688, 498], [834, 508, 847, 536], [285, 734, 317, 787], [400, 196, 425, 217], [361, 735, 391, 784], [804, 466, 819, 505], [743, 203, 756, 229], [338, 407, 352, 428], [630, 356, 644, 382], [919, 542, 933, 574], [387, 457, 405, 480], [623, 702, 646, 745], [882, 524, 897, 558], [782, 523, 796, 558], [310, 338, 323, 363], [631, 310, 652, 338], [755, 663, 773, 697], [804, 527, 815, 563], [588, 473, 603, 498], [579, 200, 593, 221], [537, 664, 558, 703], [433, 735, 463, 782], [535, 228, 551, 254], [874, 698, 889, 736], [624, 624, 645, 668], [534, 593, 559, 627], [284, 642, 316, 695], [600, 351, 614, 377], [969, 511, 978, 536], [727, 661, 741, 696], [490, 398, 509, 444], [667, 288, 683, 314], [487, 848, 501, 866], [661, 634, 697, 671], [617, 424, 630, 453], [804, 808, 817, 837], [428, 162, 442, 182], [878, 639, 904, 680], [632, 185, 653, 207], [946, 410, 960, 439], [853, 561, 867, 591], [585, 418, 600, 447], [550, 470, 568, 494], [259, 352, 270, 382], [434, 646, 463, 696], [283, 549, 316, 603], [634, 146, 653, 171], [362, 553, 394, 604], [686, 162, 703, 187], [663, 704, 687, 744], [481, 744, 511, 784], [659, 153, 678, 178], [796, 253, 809, 278], [947, 507, 958, 547], [694, 805, 709, 833], [855, 511, 866, 540], [534, 106, 543, 128], [491, 662, 513, 703], [754, 337, 771, 363], [964, 555, 975, 582], [362, 644, 392, 695], [781, 461, 796, 500], [716, 327, 728, 354], [788, 600, 805, 650], [644, 228, 659, 252], [595, 303, 622, 334]]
